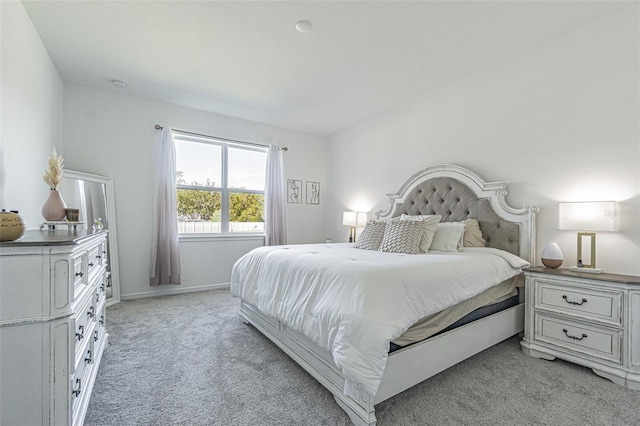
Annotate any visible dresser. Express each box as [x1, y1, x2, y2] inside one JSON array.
[[521, 266, 640, 390], [0, 230, 109, 426]]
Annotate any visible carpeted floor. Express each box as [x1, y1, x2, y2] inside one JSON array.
[[85, 289, 640, 426]]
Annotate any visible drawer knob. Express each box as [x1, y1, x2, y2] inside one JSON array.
[[563, 328, 588, 341], [72, 378, 82, 397], [75, 271, 84, 278], [562, 295, 587, 306], [76, 325, 84, 341]]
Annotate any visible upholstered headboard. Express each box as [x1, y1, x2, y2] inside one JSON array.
[[376, 164, 538, 261]]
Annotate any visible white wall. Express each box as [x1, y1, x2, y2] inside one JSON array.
[[325, 6, 640, 275], [63, 85, 326, 299], [1, 1, 63, 227]]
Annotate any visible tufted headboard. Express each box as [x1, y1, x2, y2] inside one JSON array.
[[376, 164, 538, 262]]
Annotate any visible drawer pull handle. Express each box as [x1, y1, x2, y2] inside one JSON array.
[[75, 271, 84, 277], [94, 330, 99, 342], [562, 295, 587, 306], [85, 349, 93, 364], [563, 328, 588, 341], [99, 315, 104, 326], [76, 325, 84, 341], [87, 306, 95, 319], [88, 262, 94, 267], [72, 378, 82, 397]]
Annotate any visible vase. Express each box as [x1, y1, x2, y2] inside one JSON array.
[[541, 241, 563, 269], [42, 189, 67, 221], [0, 210, 26, 241]]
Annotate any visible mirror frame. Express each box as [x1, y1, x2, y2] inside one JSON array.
[[63, 169, 121, 305]]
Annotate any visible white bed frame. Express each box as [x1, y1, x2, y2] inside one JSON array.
[[238, 164, 538, 425]]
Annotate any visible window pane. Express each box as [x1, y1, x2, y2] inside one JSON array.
[[175, 139, 221, 187], [229, 192, 264, 233], [177, 189, 221, 234], [228, 147, 267, 190]]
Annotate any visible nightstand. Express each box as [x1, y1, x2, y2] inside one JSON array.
[[520, 266, 640, 390]]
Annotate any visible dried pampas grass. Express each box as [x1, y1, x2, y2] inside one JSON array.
[[43, 148, 64, 189]]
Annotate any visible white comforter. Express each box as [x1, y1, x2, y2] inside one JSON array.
[[230, 243, 529, 396]]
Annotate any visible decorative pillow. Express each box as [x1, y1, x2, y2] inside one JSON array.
[[379, 220, 426, 254], [354, 219, 387, 251], [400, 214, 442, 252], [462, 218, 486, 247], [430, 222, 466, 252]]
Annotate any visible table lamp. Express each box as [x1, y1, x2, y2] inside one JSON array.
[[343, 211, 367, 242], [558, 201, 618, 273]]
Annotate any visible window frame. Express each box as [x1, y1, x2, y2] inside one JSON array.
[[173, 132, 267, 239]]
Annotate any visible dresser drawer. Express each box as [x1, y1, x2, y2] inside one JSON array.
[[71, 339, 95, 416], [87, 244, 103, 281], [72, 253, 85, 289], [534, 312, 622, 364], [72, 293, 97, 363], [534, 279, 622, 326]]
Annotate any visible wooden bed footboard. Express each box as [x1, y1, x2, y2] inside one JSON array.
[[239, 300, 524, 426]]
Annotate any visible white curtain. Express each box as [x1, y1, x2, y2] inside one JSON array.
[[150, 127, 181, 285], [265, 144, 287, 246]]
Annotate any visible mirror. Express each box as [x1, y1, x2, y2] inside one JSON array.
[[59, 170, 120, 305]]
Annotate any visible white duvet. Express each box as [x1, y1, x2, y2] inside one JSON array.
[[230, 243, 529, 396]]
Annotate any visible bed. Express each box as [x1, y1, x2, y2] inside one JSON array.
[[231, 164, 538, 426]]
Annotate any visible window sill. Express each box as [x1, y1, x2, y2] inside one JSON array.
[[178, 234, 265, 243]]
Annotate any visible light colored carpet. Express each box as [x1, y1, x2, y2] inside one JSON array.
[[85, 289, 640, 426]]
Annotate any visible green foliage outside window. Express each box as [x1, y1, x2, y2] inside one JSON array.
[[230, 193, 264, 222], [176, 171, 264, 223], [177, 189, 221, 221]]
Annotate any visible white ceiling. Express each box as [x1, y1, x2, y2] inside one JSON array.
[[23, 1, 627, 136]]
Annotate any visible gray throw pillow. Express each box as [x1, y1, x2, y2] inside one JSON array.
[[354, 219, 387, 250], [379, 220, 426, 254]]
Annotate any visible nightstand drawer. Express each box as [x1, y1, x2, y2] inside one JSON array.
[[534, 312, 622, 364], [534, 279, 622, 325]]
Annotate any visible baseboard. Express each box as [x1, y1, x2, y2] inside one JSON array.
[[120, 283, 230, 301]]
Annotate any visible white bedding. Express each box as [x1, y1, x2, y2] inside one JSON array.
[[230, 243, 529, 396]]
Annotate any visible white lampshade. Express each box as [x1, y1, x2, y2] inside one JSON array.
[[558, 201, 618, 232], [343, 211, 357, 227], [342, 211, 367, 227]]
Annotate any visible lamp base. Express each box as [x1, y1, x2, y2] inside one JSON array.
[[569, 266, 604, 274]]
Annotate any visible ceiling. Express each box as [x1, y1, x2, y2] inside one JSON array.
[[23, 1, 627, 136]]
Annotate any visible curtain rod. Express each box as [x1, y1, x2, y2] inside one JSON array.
[[154, 124, 288, 151]]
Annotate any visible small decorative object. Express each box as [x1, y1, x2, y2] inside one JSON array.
[[92, 218, 104, 231], [0, 209, 26, 241], [41, 148, 67, 221], [64, 208, 80, 222], [541, 241, 563, 269]]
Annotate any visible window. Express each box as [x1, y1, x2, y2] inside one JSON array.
[[174, 133, 267, 236]]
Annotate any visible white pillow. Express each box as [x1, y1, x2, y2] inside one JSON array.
[[400, 214, 442, 252], [379, 220, 426, 254], [430, 222, 466, 252]]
